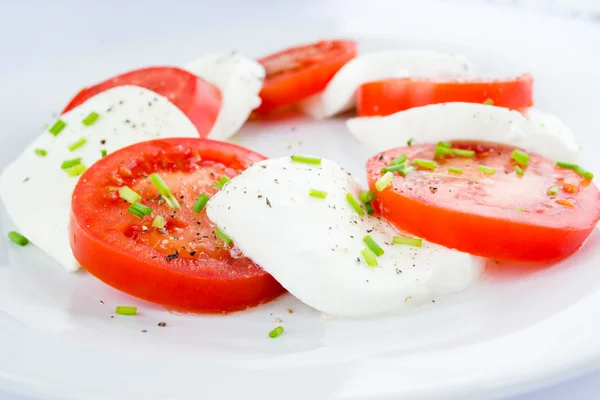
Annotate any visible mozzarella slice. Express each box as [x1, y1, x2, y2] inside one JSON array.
[[206, 157, 483, 317], [347, 103, 581, 162], [299, 51, 472, 119], [0, 86, 199, 271], [185, 52, 265, 141]]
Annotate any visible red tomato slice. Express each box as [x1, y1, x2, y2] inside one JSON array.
[[256, 39, 358, 113], [62, 67, 222, 137], [366, 142, 600, 262], [70, 138, 284, 312], [357, 74, 533, 117]]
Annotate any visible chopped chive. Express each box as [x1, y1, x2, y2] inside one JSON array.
[[375, 171, 394, 191], [128, 202, 152, 218], [64, 163, 87, 177], [478, 165, 496, 175], [452, 149, 475, 158], [511, 149, 530, 167], [413, 159, 438, 170], [101, 149, 107, 158], [68, 137, 87, 152], [556, 161, 594, 180], [390, 154, 407, 166], [48, 119, 66, 136], [61, 158, 82, 169], [365, 202, 374, 215], [359, 190, 376, 204], [438, 141, 451, 148], [345, 193, 364, 216], [192, 193, 210, 213], [82, 111, 99, 126], [291, 155, 322, 165], [34, 148, 47, 157], [399, 166, 415, 177], [212, 175, 230, 190], [514, 165, 524, 176], [8, 231, 29, 246], [516, 208, 525, 212], [407, 138, 414, 146], [269, 326, 284, 338], [556, 161, 578, 169], [115, 306, 137, 316], [152, 215, 165, 229], [309, 188, 328, 199], [448, 167, 462, 175], [435, 146, 454, 157], [119, 186, 142, 204], [392, 236, 423, 247], [361, 248, 378, 267], [215, 228, 233, 245], [381, 163, 406, 173], [483, 98, 494, 105], [363, 235, 384, 257], [547, 185, 560, 196], [149, 173, 180, 209]]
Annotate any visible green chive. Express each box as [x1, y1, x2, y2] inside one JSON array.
[[149, 173, 180, 209], [556, 161, 594, 180], [8, 231, 29, 246], [448, 167, 462, 175], [115, 306, 137, 316], [390, 154, 407, 166], [82, 111, 99, 126], [435, 146, 454, 157], [365, 202, 374, 215], [483, 98, 494, 105], [514, 165, 524, 176], [511, 149, 530, 167], [61, 158, 82, 169], [192, 193, 210, 213], [291, 155, 322, 165], [215, 228, 233, 245], [556, 161, 578, 169], [363, 235, 384, 256], [407, 138, 414, 146], [309, 188, 328, 199], [516, 208, 525, 213], [128, 202, 152, 218], [68, 137, 87, 152], [361, 248, 378, 267], [452, 149, 475, 158], [359, 190, 376, 204], [392, 236, 423, 247], [478, 165, 496, 175], [101, 149, 107, 158], [413, 159, 438, 170], [212, 175, 230, 190], [547, 185, 560, 196], [345, 193, 364, 216], [34, 148, 47, 157], [399, 166, 415, 177], [381, 164, 407, 173], [438, 141, 452, 148], [152, 215, 165, 229], [269, 326, 284, 338], [64, 163, 87, 177], [375, 171, 394, 191], [48, 119, 66, 136], [119, 186, 142, 204]]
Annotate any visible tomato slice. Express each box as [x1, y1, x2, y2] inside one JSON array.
[[69, 138, 284, 312], [256, 39, 358, 113], [62, 67, 222, 137], [357, 74, 533, 117], [366, 142, 600, 262]]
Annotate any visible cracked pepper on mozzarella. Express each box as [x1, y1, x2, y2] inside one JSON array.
[[0, 86, 199, 271], [299, 51, 472, 119], [185, 52, 265, 141], [206, 157, 483, 317], [347, 102, 581, 162]]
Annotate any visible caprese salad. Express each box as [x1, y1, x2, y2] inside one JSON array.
[[2, 39, 598, 330]]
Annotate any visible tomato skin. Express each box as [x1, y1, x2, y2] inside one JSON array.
[[70, 138, 284, 312], [61, 67, 222, 138], [367, 143, 600, 262], [256, 39, 358, 113], [357, 74, 533, 117]]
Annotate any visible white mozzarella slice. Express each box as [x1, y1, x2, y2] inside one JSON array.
[[299, 51, 472, 119], [206, 157, 483, 317], [347, 103, 581, 162], [0, 85, 199, 271], [185, 52, 265, 141]]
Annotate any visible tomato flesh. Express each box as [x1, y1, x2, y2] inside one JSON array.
[[367, 142, 600, 262], [62, 67, 222, 137], [70, 138, 284, 312], [256, 39, 358, 113], [357, 74, 533, 117]]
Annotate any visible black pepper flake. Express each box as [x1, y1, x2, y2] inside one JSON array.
[[100, 139, 106, 145], [429, 187, 438, 194], [203, 235, 209, 239], [366, 229, 373, 233], [432, 300, 436, 303], [266, 198, 272, 207], [119, 100, 124, 105], [166, 250, 179, 262], [396, 268, 402, 274], [152, 256, 157, 259], [274, 179, 279, 184], [210, 172, 215, 177], [258, 194, 263, 198], [378, 155, 384, 161], [261, 165, 267, 169], [100, 300, 104, 304], [22, 177, 29, 183], [141, 330, 147, 333], [196, 221, 201, 225], [111, 316, 114, 318], [356, 257, 361, 263], [125, 119, 130, 124], [180, 195, 184, 199], [158, 322, 167, 327], [189, 251, 197, 256]]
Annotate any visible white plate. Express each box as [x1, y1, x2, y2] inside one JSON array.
[[2, 3, 600, 400]]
